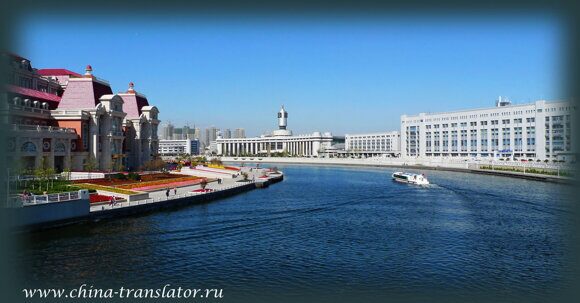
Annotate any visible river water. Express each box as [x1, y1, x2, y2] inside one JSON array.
[[18, 165, 574, 302]]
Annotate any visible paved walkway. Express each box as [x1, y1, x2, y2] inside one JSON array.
[[90, 167, 268, 212]]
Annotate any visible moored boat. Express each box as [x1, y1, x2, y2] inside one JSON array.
[[392, 172, 430, 185]]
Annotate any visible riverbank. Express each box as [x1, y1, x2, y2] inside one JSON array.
[[221, 157, 575, 184], [14, 168, 284, 232]]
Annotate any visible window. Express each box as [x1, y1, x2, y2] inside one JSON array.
[[19, 77, 32, 88]]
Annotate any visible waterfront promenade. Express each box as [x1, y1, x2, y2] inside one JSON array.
[[89, 167, 270, 213], [12, 167, 283, 231], [221, 156, 576, 183]]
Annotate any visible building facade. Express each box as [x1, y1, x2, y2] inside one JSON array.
[[159, 139, 200, 156], [344, 131, 401, 157], [400, 98, 576, 160], [1, 53, 160, 173], [216, 106, 333, 157]]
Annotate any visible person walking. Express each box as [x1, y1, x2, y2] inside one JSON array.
[[165, 188, 170, 199], [173, 187, 177, 195], [109, 196, 115, 207]]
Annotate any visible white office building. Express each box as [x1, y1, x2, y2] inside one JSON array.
[[216, 106, 333, 157], [159, 139, 200, 156], [400, 98, 577, 160], [345, 131, 401, 157]]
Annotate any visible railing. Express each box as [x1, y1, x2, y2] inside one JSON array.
[[94, 180, 257, 210], [12, 124, 77, 134], [51, 109, 87, 116], [20, 190, 81, 206], [9, 104, 51, 115]]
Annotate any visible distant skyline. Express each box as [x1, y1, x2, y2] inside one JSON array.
[[14, 13, 564, 136]]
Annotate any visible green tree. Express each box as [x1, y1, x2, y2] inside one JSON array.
[[210, 158, 223, 166], [84, 156, 98, 179]]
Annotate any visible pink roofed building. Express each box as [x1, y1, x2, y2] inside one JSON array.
[[118, 82, 160, 170], [1, 52, 160, 173]]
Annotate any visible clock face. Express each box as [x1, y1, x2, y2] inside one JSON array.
[[43, 141, 51, 151]]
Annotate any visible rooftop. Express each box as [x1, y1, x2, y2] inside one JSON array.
[[37, 68, 82, 77]]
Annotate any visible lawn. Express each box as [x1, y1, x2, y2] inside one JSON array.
[[16, 179, 85, 195]]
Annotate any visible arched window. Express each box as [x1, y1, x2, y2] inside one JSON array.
[[54, 142, 66, 153], [21, 142, 37, 152]]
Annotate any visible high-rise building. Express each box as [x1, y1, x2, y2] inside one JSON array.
[[172, 128, 184, 140], [204, 127, 218, 147], [183, 125, 191, 139], [234, 128, 246, 138], [222, 128, 232, 139], [192, 127, 201, 140], [161, 122, 174, 140]]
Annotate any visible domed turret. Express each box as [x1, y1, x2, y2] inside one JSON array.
[[277, 105, 288, 130]]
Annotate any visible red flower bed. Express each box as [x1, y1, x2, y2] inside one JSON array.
[[223, 166, 240, 171], [192, 188, 213, 193], [89, 193, 120, 204], [129, 178, 206, 192], [73, 173, 193, 186]]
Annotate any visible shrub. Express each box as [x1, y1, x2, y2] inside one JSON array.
[[114, 173, 127, 180], [127, 172, 141, 181]]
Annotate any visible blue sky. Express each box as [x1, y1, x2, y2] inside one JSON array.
[[14, 13, 563, 136]]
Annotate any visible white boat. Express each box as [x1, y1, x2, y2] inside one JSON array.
[[392, 172, 430, 185]]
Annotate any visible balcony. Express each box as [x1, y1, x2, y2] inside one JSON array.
[[9, 104, 51, 116], [51, 109, 86, 116], [12, 124, 76, 134]]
